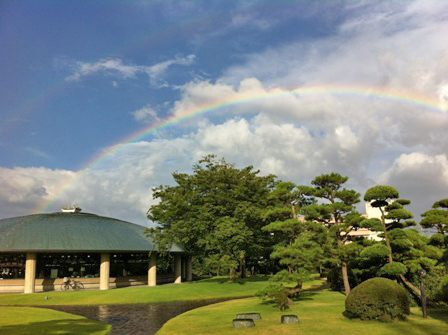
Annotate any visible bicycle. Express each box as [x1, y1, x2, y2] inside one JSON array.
[[60, 279, 84, 291]]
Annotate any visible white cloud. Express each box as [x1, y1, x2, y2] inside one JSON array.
[[438, 83, 448, 110], [0, 114, 371, 224], [132, 105, 161, 123], [66, 58, 140, 81], [3, 0, 448, 229], [378, 152, 448, 217], [65, 55, 195, 86], [0, 167, 75, 218], [221, 0, 448, 111]]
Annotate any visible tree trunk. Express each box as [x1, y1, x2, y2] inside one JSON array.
[[399, 274, 421, 298], [291, 204, 299, 220], [341, 259, 351, 296], [337, 239, 351, 296], [229, 268, 236, 282], [287, 282, 303, 297], [239, 254, 246, 278], [380, 207, 393, 263]]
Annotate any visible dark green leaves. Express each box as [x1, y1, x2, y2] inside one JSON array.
[[379, 262, 408, 276], [146, 155, 276, 277], [364, 185, 399, 203]]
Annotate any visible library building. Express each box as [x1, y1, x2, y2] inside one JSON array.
[[0, 207, 190, 293]]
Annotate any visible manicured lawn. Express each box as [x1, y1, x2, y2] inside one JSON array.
[[0, 276, 272, 306], [158, 289, 448, 335], [0, 307, 111, 335]]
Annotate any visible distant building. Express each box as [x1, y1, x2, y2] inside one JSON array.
[[344, 202, 385, 243], [0, 208, 190, 293]]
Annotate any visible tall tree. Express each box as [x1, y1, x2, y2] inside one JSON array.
[[364, 185, 421, 297], [364, 186, 416, 262], [421, 198, 448, 237], [259, 182, 324, 309], [301, 173, 361, 296], [146, 155, 276, 279]]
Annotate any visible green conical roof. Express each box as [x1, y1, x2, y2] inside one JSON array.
[[0, 212, 182, 253]]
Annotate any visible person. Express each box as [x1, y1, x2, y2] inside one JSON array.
[[63, 276, 70, 286]]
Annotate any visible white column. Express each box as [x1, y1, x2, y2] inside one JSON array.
[[148, 253, 157, 287], [174, 254, 182, 284], [186, 255, 193, 282], [100, 253, 110, 290], [24, 252, 37, 294]]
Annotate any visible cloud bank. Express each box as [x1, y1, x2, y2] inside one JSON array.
[[2, 0, 448, 227]]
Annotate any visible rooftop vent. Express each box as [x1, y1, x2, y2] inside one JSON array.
[[61, 205, 82, 213]]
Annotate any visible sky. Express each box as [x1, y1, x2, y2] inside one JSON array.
[[1, 0, 448, 227]]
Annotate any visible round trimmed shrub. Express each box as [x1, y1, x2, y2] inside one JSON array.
[[345, 277, 410, 321]]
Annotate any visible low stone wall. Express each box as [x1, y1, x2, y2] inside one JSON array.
[[0, 279, 24, 293], [0, 274, 176, 293]]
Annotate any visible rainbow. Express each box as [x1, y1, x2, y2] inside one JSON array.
[[34, 85, 446, 214]]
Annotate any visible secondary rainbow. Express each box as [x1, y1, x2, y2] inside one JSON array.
[[35, 85, 446, 214]]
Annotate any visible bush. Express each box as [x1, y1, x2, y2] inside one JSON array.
[[345, 277, 410, 321], [437, 274, 448, 302], [256, 284, 292, 311]]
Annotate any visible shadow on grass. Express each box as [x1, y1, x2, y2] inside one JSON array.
[[295, 291, 320, 301], [197, 275, 270, 285], [427, 307, 448, 325], [385, 316, 447, 335], [0, 318, 110, 335], [258, 288, 321, 309]]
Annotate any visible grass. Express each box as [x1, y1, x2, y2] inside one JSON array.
[[0, 276, 273, 335], [0, 307, 111, 335], [158, 287, 448, 335], [0, 276, 271, 306]]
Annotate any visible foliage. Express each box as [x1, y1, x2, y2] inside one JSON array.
[[344, 277, 410, 321], [146, 155, 276, 279], [362, 185, 425, 300], [353, 224, 443, 301], [421, 198, 448, 236], [259, 181, 325, 305], [360, 244, 389, 260], [364, 185, 399, 207], [255, 283, 291, 311], [270, 236, 323, 273], [359, 218, 383, 231], [301, 173, 361, 295], [437, 274, 448, 302], [417, 268, 448, 304], [389, 229, 442, 290], [378, 262, 408, 276]]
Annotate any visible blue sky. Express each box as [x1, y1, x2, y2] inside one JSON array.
[[1, 0, 448, 225], [1, 0, 345, 169]]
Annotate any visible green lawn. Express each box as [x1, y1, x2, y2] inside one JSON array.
[[0, 276, 271, 306], [0, 307, 111, 335], [0, 276, 273, 335], [158, 289, 448, 335]]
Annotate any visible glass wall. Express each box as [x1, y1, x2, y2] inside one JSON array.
[[36, 253, 101, 279], [0, 253, 25, 279], [110, 253, 149, 277], [156, 253, 174, 275]]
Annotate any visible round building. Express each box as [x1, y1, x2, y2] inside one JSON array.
[[0, 208, 190, 293]]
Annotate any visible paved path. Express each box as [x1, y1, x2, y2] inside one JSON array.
[[47, 299, 231, 335]]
